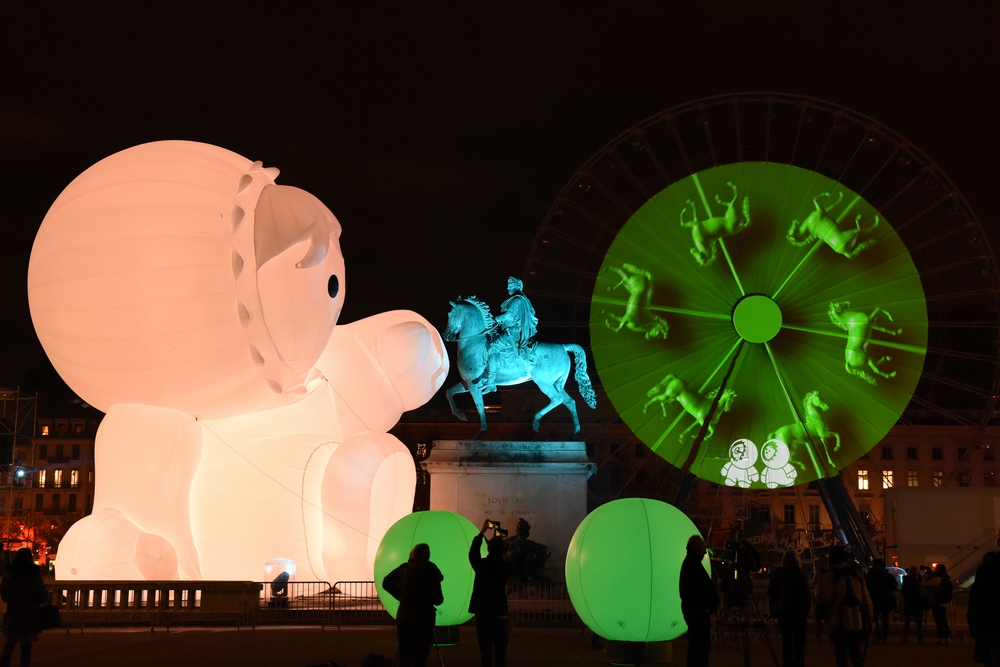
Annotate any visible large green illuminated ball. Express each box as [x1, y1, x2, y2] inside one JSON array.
[[565, 498, 708, 642], [374, 510, 485, 627]]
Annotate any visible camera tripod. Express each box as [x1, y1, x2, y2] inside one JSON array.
[[711, 573, 778, 667]]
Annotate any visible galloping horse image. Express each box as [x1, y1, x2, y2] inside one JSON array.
[[767, 390, 841, 471], [601, 264, 669, 339], [443, 298, 597, 433], [787, 191, 879, 258], [679, 181, 751, 267], [643, 374, 736, 444], [828, 301, 902, 385]]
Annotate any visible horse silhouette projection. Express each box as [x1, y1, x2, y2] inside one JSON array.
[[787, 191, 879, 258], [767, 390, 841, 473], [828, 301, 902, 385], [679, 181, 751, 267], [643, 373, 737, 444], [443, 297, 597, 433], [601, 264, 669, 340]]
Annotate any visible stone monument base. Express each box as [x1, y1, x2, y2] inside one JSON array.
[[424, 440, 595, 582]]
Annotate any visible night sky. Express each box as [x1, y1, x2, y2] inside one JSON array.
[[3, 2, 998, 413]]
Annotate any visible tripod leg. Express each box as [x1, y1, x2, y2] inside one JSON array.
[[746, 591, 779, 667], [432, 628, 445, 667]]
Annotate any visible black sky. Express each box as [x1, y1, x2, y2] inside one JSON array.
[[2, 2, 998, 411]]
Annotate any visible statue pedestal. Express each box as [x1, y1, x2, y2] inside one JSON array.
[[424, 440, 595, 581]]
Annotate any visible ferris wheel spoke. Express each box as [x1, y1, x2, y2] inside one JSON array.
[[763, 341, 828, 479], [698, 337, 744, 394], [649, 305, 731, 321]]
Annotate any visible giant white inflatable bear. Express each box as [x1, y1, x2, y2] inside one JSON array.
[[28, 141, 448, 582]]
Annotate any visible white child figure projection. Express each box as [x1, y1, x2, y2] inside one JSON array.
[[28, 141, 449, 582], [759, 439, 798, 489], [721, 439, 759, 488]]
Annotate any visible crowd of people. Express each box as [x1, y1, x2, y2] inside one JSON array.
[[676, 535, 982, 667], [381, 525, 1000, 667]]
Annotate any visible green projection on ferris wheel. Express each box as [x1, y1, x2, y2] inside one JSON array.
[[590, 162, 927, 488]]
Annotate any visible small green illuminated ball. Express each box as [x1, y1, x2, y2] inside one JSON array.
[[374, 510, 485, 627], [565, 498, 709, 642]]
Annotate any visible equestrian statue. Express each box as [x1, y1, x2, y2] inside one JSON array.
[[444, 277, 597, 433]]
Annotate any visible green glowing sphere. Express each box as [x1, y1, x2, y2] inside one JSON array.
[[565, 498, 708, 642], [374, 510, 485, 627]]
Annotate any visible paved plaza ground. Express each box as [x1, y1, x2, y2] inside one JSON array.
[[19, 624, 979, 667]]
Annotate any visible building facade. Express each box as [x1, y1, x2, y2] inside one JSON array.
[[3, 417, 98, 567]]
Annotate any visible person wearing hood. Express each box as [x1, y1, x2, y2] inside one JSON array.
[[382, 543, 445, 667], [0, 548, 47, 667]]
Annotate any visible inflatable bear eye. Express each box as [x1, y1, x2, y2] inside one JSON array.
[[328, 274, 339, 298]]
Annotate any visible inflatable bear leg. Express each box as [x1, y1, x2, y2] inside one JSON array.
[[56, 509, 179, 580], [319, 432, 416, 583]]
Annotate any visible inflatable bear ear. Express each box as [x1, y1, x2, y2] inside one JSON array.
[[28, 141, 343, 418]]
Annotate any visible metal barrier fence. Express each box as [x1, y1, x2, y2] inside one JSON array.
[[44, 581, 253, 630], [506, 582, 580, 626], [24, 581, 396, 631], [12, 578, 970, 638], [13, 580, 581, 630]]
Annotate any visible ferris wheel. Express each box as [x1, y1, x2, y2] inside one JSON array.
[[524, 93, 1000, 489]]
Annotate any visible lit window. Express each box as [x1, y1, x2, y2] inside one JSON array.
[[858, 470, 869, 490], [88, 470, 94, 484], [40, 425, 49, 436], [70, 469, 79, 489], [53, 469, 63, 489], [882, 470, 894, 489], [933, 471, 944, 487], [907, 470, 919, 487], [37, 470, 46, 488]]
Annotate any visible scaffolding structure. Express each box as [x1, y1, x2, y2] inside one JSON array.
[[0, 388, 37, 555]]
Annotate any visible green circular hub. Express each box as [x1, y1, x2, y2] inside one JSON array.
[[732, 295, 782, 343]]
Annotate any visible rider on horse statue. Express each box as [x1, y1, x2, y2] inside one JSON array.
[[494, 276, 538, 366]]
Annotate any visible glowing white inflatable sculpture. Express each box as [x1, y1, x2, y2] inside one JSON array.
[[28, 141, 449, 582]]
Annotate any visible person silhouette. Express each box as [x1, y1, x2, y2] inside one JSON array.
[[1, 548, 47, 667], [382, 544, 444, 667]]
